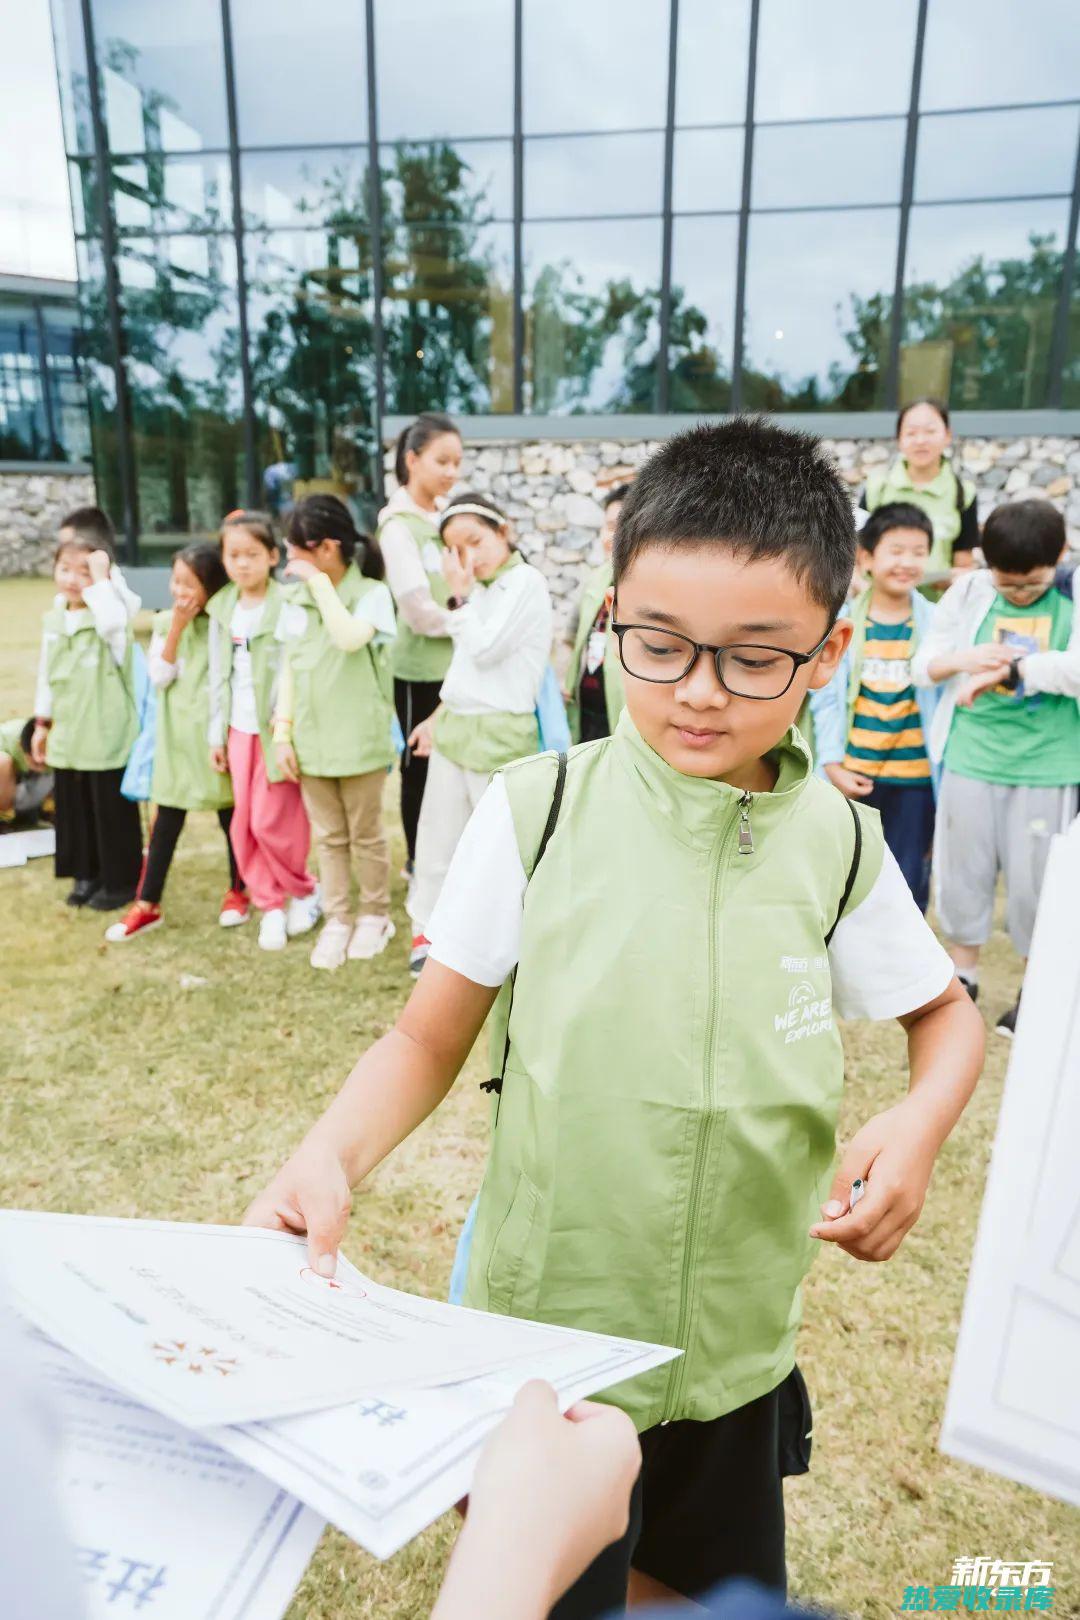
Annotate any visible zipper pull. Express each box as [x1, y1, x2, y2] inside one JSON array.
[[737, 791, 754, 855]]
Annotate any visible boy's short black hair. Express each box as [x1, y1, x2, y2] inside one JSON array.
[[603, 482, 631, 510], [981, 499, 1065, 574], [612, 419, 856, 620], [859, 501, 934, 554], [58, 505, 115, 550]]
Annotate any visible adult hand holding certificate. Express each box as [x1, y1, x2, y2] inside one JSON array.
[[0, 1212, 656, 1426]]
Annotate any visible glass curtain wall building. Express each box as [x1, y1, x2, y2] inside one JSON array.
[[0, 275, 90, 465], [50, 0, 1080, 554]]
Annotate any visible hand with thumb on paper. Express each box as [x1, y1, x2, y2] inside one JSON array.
[[242, 1144, 352, 1277]]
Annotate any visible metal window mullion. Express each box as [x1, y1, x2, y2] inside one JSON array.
[[365, 0, 386, 499], [730, 0, 760, 412], [32, 299, 59, 457], [656, 0, 679, 411], [78, 0, 138, 560], [1046, 117, 1080, 406], [220, 0, 257, 506], [512, 0, 524, 412], [883, 0, 929, 410]]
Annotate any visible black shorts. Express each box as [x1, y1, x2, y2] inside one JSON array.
[[549, 1366, 813, 1620]]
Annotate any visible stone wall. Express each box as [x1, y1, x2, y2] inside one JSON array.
[[387, 434, 1080, 634], [0, 468, 96, 578]]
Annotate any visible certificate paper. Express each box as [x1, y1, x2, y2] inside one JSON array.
[[39, 1333, 324, 1620], [940, 819, 1080, 1507], [218, 1325, 679, 1559], [0, 1214, 604, 1426]]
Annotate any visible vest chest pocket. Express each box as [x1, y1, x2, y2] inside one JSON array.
[[485, 1171, 541, 1315]]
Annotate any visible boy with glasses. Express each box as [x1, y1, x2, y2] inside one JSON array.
[[912, 498, 1080, 1035], [243, 421, 983, 1618]]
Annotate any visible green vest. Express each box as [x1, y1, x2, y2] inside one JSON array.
[[207, 581, 287, 784], [281, 566, 397, 779], [865, 457, 975, 575], [565, 561, 625, 743], [41, 605, 138, 772], [0, 717, 29, 776], [434, 708, 540, 775], [379, 509, 453, 683], [463, 712, 883, 1430], [150, 611, 233, 812]]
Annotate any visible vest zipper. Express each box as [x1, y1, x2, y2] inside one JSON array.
[[737, 791, 754, 854], [663, 797, 743, 1419]]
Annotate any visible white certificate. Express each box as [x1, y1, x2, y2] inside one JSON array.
[[0, 826, 55, 868], [217, 1326, 680, 1560], [39, 1332, 324, 1620], [940, 819, 1080, 1507], [0, 1214, 606, 1426]]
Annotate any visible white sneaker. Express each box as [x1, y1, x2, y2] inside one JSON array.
[[310, 918, 352, 971], [347, 914, 396, 960], [286, 885, 322, 937], [258, 908, 288, 951]]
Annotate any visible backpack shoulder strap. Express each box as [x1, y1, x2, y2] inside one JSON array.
[[482, 752, 567, 1097], [824, 794, 863, 947]]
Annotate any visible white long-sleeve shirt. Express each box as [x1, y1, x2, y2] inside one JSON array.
[[911, 567, 1080, 763], [33, 569, 141, 720], [378, 486, 455, 639], [440, 561, 553, 716]]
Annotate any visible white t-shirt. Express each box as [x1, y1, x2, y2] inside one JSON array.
[[229, 601, 265, 734], [427, 775, 955, 1020]]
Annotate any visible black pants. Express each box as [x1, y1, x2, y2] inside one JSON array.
[[393, 676, 443, 864], [579, 702, 611, 744], [53, 766, 142, 894], [550, 1369, 812, 1620], [864, 780, 936, 912], [139, 805, 239, 905]]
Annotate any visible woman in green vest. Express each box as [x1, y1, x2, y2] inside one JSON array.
[[862, 398, 978, 583], [31, 530, 143, 908], [104, 544, 242, 944], [565, 483, 629, 742], [273, 496, 399, 973], [377, 412, 463, 873]]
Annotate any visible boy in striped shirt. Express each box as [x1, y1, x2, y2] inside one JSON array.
[[811, 502, 941, 908]]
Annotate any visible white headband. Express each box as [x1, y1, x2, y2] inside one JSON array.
[[439, 503, 505, 531]]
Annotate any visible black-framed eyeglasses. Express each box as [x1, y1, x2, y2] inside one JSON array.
[[610, 619, 835, 700]]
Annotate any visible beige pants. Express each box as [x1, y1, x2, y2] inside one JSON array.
[[300, 771, 390, 922], [408, 748, 490, 934]]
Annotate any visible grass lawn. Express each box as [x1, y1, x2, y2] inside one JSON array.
[[3, 575, 1077, 1618]]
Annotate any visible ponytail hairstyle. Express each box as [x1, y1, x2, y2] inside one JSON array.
[[394, 411, 460, 487], [287, 493, 385, 581], [220, 509, 278, 554], [174, 541, 229, 605]]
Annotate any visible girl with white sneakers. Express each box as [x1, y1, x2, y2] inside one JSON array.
[[207, 511, 320, 952], [274, 496, 398, 971]]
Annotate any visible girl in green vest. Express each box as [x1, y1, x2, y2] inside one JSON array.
[[105, 543, 244, 943], [31, 529, 143, 909], [862, 398, 978, 582], [406, 492, 552, 975], [207, 511, 318, 953], [565, 483, 629, 743], [272, 495, 398, 972], [377, 412, 463, 873]]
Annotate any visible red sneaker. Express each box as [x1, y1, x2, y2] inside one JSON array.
[[105, 902, 163, 943], [219, 888, 250, 928]]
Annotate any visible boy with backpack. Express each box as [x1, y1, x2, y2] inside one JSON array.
[[243, 421, 984, 1616]]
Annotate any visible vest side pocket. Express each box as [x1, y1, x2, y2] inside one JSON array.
[[485, 1171, 541, 1315]]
